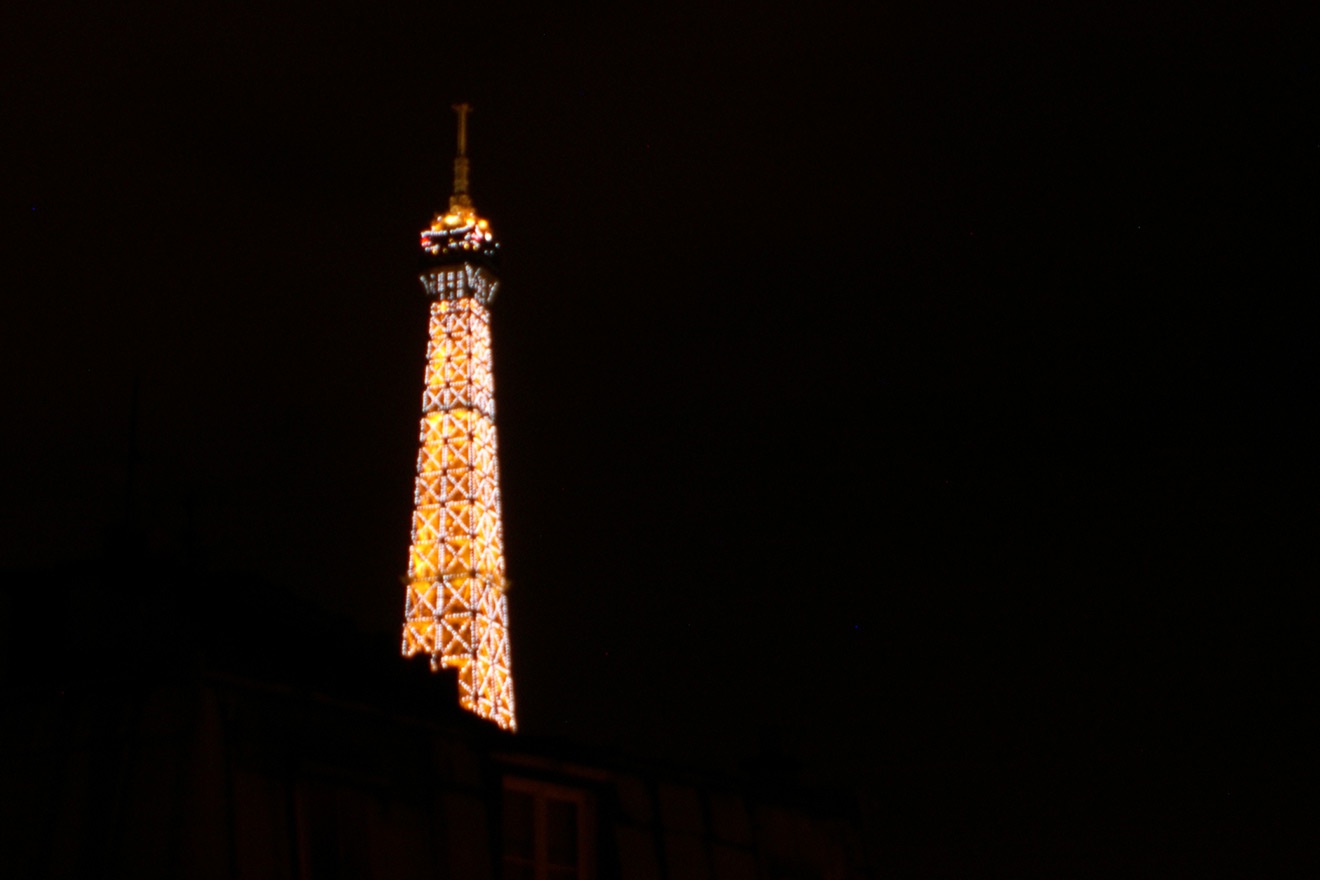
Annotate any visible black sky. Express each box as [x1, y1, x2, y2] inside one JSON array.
[[4, 2, 1315, 874]]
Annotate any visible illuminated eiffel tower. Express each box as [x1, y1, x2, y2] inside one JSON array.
[[401, 104, 515, 730]]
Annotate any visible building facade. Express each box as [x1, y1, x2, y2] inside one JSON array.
[[0, 606, 870, 880]]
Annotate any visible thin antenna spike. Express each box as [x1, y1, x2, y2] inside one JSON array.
[[453, 102, 470, 157], [451, 103, 472, 202]]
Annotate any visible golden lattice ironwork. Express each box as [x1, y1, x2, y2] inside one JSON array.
[[402, 105, 515, 731]]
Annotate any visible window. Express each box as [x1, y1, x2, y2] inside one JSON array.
[[502, 778, 594, 880]]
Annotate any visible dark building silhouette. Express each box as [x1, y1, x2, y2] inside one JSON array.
[[0, 561, 870, 880]]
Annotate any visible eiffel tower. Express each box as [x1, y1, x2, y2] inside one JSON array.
[[401, 104, 515, 730]]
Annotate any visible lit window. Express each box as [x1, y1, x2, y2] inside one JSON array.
[[502, 778, 594, 880]]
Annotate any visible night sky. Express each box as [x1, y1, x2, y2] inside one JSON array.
[[4, 2, 1315, 874]]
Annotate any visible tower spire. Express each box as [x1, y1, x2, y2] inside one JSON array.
[[406, 103, 513, 730], [450, 102, 472, 211]]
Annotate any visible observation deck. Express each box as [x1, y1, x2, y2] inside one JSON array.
[[419, 208, 501, 272]]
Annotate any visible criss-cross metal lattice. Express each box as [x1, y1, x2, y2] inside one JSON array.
[[402, 262, 515, 731]]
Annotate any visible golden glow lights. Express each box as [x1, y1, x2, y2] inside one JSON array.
[[403, 103, 513, 729], [402, 281, 516, 731], [420, 209, 500, 260]]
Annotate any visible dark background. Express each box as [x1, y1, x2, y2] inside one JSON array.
[[4, 2, 1315, 875]]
